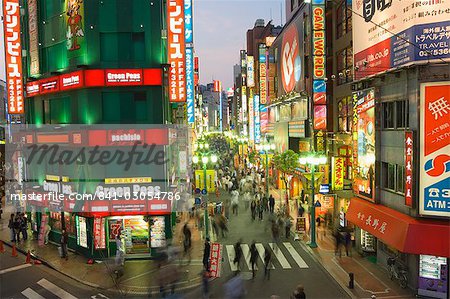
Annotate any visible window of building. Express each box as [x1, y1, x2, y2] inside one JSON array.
[[338, 96, 352, 132], [100, 32, 145, 63], [382, 100, 409, 129], [336, 0, 352, 39], [336, 46, 353, 85], [381, 162, 405, 194]]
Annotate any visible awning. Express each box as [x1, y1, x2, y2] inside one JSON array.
[[347, 197, 450, 257]]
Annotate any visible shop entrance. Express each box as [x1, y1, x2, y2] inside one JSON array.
[[109, 216, 150, 254]]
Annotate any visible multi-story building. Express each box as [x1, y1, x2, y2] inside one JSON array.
[[12, 0, 177, 259]]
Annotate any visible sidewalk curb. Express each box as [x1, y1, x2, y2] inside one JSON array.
[[298, 241, 358, 299], [1, 238, 204, 295]]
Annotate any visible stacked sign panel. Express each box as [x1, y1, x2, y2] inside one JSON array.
[[353, 0, 450, 80], [167, 0, 186, 102], [185, 0, 194, 124], [312, 0, 326, 130]]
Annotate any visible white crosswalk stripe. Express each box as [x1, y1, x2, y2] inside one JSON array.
[[21, 287, 45, 299], [225, 245, 238, 272], [224, 242, 308, 271], [37, 279, 79, 299], [269, 243, 291, 269], [255, 243, 275, 269], [283, 242, 309, 268]]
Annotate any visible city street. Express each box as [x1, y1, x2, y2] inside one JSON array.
[[185, 193, 350, 299], [0, 247, 113, 299]]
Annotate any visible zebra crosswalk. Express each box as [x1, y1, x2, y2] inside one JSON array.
[[224, 242, 309, 271], [20, 279, 110, 299]]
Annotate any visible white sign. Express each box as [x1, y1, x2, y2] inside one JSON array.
[[246, 56, 255, 87], [77, 216, 88, 248]]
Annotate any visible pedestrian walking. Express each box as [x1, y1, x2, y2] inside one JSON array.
[[13, 214, 21, 242], [271, 221, 280, 250], [249, 241, 258, 279], [250, 200, 257, 221], [203, 238, 211, 271], [44, 223, 51, 245], [345, 231, 352, 257], [334, 230, 342, 258], [231, 189, 239, 215], [263, 244, 272, 280], [269, 194, 275, 213], [233, 240, 243, 272], [243, 191, 251, 211], [8, 213, 16, 242], [20, 213, 28, 241], [285, 217, 292, 239], [182, 223, 192, 264], [202, 269, 210, 299], [60, 229, 69, 260], [291, 284, 306, 299], [219, 214, 228, 238], [262, 195, 268, 212], [257, 200, 264, 220]]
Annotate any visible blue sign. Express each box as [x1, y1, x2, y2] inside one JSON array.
[[195, 197, 201, 205], [259, 44, 266, 63], [195, 188, 201, 194], [201, 189, 207, 195], [423, 177, 450, 214], [314, 201, 322, 207], [254, 95, 261, 143], [313, 80, 326, 93], [319, 184, 330, 194], [186, 47, 195, 124], [184, 0, 193, 44]]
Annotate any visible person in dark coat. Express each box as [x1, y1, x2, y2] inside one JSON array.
[[291, 284, 306, 299], [20, 213, 28, 241], [203, 238, 211, 271], [263, 244, 272, 280], [249, 241, 258, 278], [60, 229, 69, 260], [268, 194, 275, 213], [233, 240, 243, 272], [345, 231, 352, 257]]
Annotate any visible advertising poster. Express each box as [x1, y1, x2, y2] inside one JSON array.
[[38, 215, 48, 246], [167, 0, 186, 102], [313, 105, 327, 130], [296, 217, 306, 235], [186, 47, 195, 124], [65, 0, 86, 59], [94, 217, 106, 250], [419, 82, 450, 217], [259, 44, 268, 104], [274, 122, 289, 153], [125, 217, 149, 252], [332, 157, 345, 191], [76, 216, 88, 248], [260, 104, 268, 134], [353, 88, 376, 202], [3, 0, 24, 114], [353, 0, 450, 80], [195, 169, 216, 193], [246, 56, 255, 87], [150, 216, 166, 248], [418, 255, 448, 299], [209, 243, 222, 278], [27, 0, 40, 76], [272, 10, 305, 98], [254, 95, 261, 143], [249, 89, 255, 142]]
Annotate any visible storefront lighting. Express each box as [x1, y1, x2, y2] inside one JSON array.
[[201, 156, 209, 164], [192, 156, 199, 164]]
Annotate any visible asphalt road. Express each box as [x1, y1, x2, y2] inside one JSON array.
[[185, 193, 351, 299], [0, 248, 114, 299]]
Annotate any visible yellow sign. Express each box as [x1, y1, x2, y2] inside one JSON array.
[[332, 157, 344, 190], [195, 170, 216, 193], [105, 177, 152, 184], [45, 175, 60, 182]]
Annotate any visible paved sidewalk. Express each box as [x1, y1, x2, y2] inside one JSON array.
[[0, 205, 205, 296], [269, 188, 415, 299]]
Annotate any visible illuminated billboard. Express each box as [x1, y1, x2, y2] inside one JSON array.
[[246, 56, 255, 87], [167, 0, 186, 102], [353, 0, 450, 80], [352, 88, 376, 202], [3, 0, 24, 114], [28, 0, 39, 76], [419, 82, 450, 217], [186, 47, 195, 124]]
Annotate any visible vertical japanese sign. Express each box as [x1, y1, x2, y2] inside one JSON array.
[[259, 44, 267, 105], [312, 0, 326, 130], [242, 85, 247, 136], [194, 56, 199, 87], [246, 56, 254, 87], [209, 243, 222, 278], [28, 0, 40, 76], [254, 95, 261, 143], [352, 88, 376, 202], [184, 0, 193, 44], [186, 47, 195, 124], [404, 132, 413, 207], [214, 80, 221, 92], [168, 0, 186, 102], [38, 215, 48, 246], [248, 88, 254, 142], [419, 82, 450, 217], [3, 0, 24, 114], [94, 217, 106, 250], [332, 157, 344, 190]]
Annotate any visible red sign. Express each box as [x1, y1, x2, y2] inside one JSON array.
[[209, 242, 222, 278], [94, 218, 106, 249], [281, 23, 299, 93], [106, 69, 143, 86], [213, 80, 221, 92], [3, 0, 24, 114], [167, 0, 186, 102], [313, 105, 327, 130], [107, 129, 145, 146], [354, 39, 391, 80], [25, 69, 162, 97], [38, 215, 48, 246], [60, 70, 84, 90], [405, 132, 413, 207], [313, 92, 326, 104], [88, 128, 168, 146]]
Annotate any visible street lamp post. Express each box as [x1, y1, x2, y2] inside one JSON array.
[[193, 146, 217, 240], [257, 143, 276, 198], [299, 155, 327, 248]]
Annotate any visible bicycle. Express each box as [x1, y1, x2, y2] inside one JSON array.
[[387, 256, 408, 288]]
